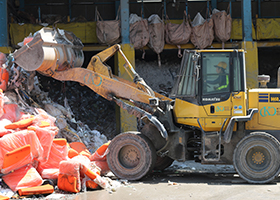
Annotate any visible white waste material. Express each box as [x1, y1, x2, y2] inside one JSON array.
[[167, 160, 236, 174], [129, 13, 142, 24], [191, 12, 206, 27], [76, 124, 108, 153], [212, 8, 226, 15], [148, 14, 163, 24], [0, 185, 14, 198]]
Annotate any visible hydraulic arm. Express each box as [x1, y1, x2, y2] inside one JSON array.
[[12, 31, 158, 105]]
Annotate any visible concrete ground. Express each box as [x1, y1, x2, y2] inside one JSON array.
[[57, 161, 280, 200]]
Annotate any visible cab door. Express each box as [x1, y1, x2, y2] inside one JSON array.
[[199, 51, 246, 131], [200, 52, 232, 117]]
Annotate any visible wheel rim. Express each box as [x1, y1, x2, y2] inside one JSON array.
[[233, 132, 280, 183], [107, 132, 156, 180], [119, 144, 140, 169], [245, 145, 271, 172]]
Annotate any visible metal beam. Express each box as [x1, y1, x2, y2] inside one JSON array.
[[68, 0, 72, 21], [211, 0, 217, 9], [120, 0, 130, 44], [0, 0, 8, 47], [242, 0, 253, 42], [185, 0, 188, 15], [19, 0, 24, 11]]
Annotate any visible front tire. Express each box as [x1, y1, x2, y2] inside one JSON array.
[[107, 132, 156, 180], [233, 132, 280, 183]]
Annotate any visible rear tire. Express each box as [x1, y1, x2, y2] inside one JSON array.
[[233, 132, 280, 183], [107, 132, 156, 180]]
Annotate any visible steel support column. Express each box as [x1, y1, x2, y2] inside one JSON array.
[[211, 0, 217, 9], [116, 0, 137, 133], [241, 0, 258, 89], [19, 0, 24, 11], [0, 0, 8, 49], [185, 0, 188, 15], [242, 0, 252, 42], [120, 0, 129, 44]]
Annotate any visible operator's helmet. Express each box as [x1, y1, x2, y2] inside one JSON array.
[[214, 61, 227, 70]]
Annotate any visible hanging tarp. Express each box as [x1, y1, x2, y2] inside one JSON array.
[[148, 14, 165, 66], [190, 12, 214, 49], [165, 11, 191, 57], [96, 8, 121, 45], [129, 14, 149, 50], [256, 18, 280, 40], [212, 8, 232, 45]]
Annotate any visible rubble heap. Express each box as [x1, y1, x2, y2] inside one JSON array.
[[0, 50, 120, 198]]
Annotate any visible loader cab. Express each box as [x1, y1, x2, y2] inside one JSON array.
[[171, 49, 247, 129], [171, 49, 246, 100]]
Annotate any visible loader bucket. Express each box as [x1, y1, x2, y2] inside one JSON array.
[[13, 34, 46, 72], [13, 27, 84, 77]]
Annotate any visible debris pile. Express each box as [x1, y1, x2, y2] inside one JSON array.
[[0, 54, 120, 198]]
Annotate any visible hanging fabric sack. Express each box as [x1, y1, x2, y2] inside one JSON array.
[[96, 7, 121, 45], [165, 10, 191, 57], [148, 14, 165, 67], [212, 7, 232, 48], [190, 11, 214, 49], [129, 14, 149, 51]]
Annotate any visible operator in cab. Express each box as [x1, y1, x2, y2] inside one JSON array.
[[206, 61, 229, 91]]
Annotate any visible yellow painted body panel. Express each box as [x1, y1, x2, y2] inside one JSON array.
[[174, 91, 247, 132], [247, 89, 280, 130]]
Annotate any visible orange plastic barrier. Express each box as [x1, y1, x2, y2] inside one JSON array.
[[57, 155, 107, 192], [0, 195, 9, 200], [38, 121, 50, 128], [5, 117, 34, 129], [69, 142, 91, 158], [86, 180, 99, 190], [53, 138, 67, 146], [2, 144, 31, 174], [0, 130, 43, 170], [0, 119, 13, 137], [18, 184, 54, 196], [92, 160, 110, 175], [33, 108, 56, 127], [2, 165, 43, 191], [81, 167, 98, 180], [0, 103, 23, 123], [28, 126, 58, 162], [58, 160, 81, 193], [37, 138, 68, 176], [90, 141, 110, 161], [58, 174, 79, 193], [0, 68, 9, 92], [41, 168, 59, 179], [68, 148, 79, 158]]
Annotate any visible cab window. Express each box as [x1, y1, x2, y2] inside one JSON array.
[[202, 53, 230, 95]]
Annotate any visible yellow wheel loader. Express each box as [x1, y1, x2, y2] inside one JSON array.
[[11, 27, 280, 183]]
